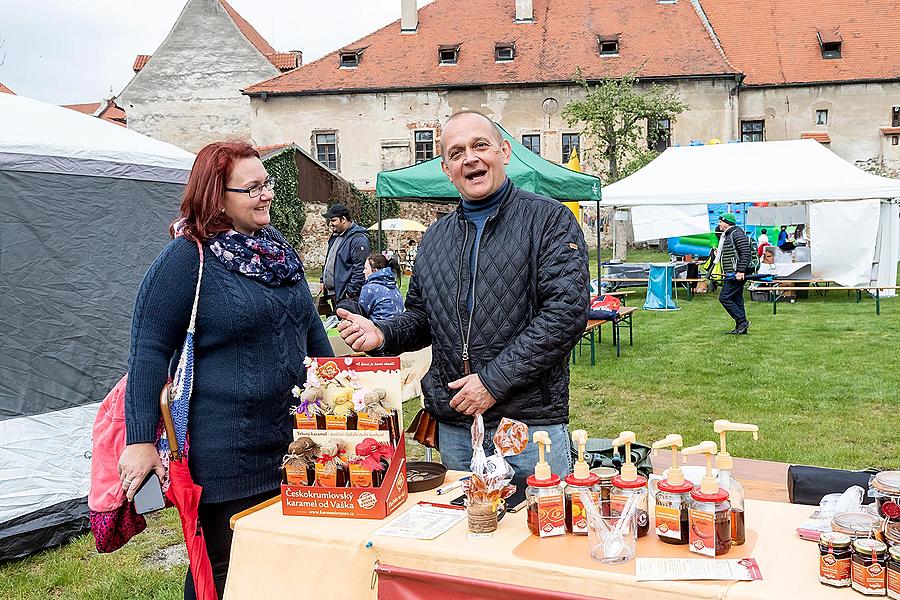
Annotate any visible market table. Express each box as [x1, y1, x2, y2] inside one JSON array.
[[224, 472, 842, 600]]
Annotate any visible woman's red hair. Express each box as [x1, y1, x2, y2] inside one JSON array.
[[171, 141, 260, 241]]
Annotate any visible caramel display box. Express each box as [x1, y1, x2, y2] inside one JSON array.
[[280, 356, 409, 519]]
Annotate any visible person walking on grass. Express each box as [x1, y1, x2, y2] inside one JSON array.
[[715, 213, 752, 334]]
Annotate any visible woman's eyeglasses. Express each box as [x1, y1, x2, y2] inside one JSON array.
[[225, 176, 276, 198]]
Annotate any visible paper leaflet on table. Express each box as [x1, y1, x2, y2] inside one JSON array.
[[373, 501, 466, 540], [635, 557, 763, 581]]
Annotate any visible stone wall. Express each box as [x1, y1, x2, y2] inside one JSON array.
[[120, 0, 280, 152]]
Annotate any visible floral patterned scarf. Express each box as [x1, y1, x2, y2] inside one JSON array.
[[208, 227, 304, 286]]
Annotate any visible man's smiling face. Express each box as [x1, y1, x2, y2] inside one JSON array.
[[440, 112, 511, 200]]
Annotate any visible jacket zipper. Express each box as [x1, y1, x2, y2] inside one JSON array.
[[456, 223, 471, 375]]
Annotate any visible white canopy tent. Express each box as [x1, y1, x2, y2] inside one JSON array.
[[581, 140, 900, 293]]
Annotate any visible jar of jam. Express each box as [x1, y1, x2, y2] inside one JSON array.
[[852, 538, 888, 596], [819, 531, 852, 587], [590, 467, 618, 516], [873, 472, 900, 522], [833, 511, 883, 541], [611, 475, 649, 538], [564, 472, 601, 535], [887, 546, 900, 600], [885, 522, 900, 550], [526, 474, 566, 538], [654, 480, 694, 545], [688, 488, 731, 557]]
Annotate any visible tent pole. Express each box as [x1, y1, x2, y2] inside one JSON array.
[[377, 196, 383, 252], [596, 199, 602, 291]]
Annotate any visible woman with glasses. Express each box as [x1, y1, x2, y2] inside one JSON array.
[[118, 141, 331, 599]]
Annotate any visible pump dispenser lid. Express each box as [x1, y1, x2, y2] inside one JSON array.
[[530, 431, 555, 482], [565, 429, 600, 486], [682, 441, 727, 500], [612, 431, 638, 482], [713, 420, 759, 471], [652, 434, 693, 493]]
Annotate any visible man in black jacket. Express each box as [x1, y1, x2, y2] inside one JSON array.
[[321, 203, 370, 311], [716, 213, 752, 334], [337, 111, 589, 475]]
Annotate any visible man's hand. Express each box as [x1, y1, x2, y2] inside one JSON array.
[[735, 272, 745, 281], [448, 374, 496, 416], [336, 308, 385, 352]]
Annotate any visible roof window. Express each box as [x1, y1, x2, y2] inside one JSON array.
[[339, 50, 362, 68], [817, 30, 842, 59], [495, 42, 515, 62], [439, 44, 460, 65], [598, 36, 620, 56]]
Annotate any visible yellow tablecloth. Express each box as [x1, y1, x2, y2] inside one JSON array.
[[224, 472, 846, 599]]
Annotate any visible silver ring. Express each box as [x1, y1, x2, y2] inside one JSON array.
[[123, 479, 133, 487]]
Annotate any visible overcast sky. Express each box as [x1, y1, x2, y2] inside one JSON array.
[[0, 0, 434, 104]]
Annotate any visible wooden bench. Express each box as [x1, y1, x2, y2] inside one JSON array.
[[571, 307, 637, 366]]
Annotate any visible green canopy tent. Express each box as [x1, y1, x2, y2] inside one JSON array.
[[374, 122, 603, 273]]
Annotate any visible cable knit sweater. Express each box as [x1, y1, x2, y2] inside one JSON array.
[[124, 235, 332, 503]]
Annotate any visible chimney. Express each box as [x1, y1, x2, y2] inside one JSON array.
[[515, 0, 534, 22], [290, 50, 303, 67], [401, 0, 418, 33]]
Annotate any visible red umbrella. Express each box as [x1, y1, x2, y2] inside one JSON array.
[[161, 387, 217, 600]]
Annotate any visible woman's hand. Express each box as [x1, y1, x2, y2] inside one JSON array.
[[336, 308, 385, 352], [117, 443, 165, 502]]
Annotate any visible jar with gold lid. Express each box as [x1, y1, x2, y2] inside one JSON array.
[[819, 531, 852, 587], [852, 538, 888, 596]]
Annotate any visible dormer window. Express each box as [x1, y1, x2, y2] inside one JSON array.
[[598, 36, 620, 56], [495, 42, 515, 62], [439, 44, 460, 65], [339, 50, 362, 68], [817, 30, 842, 59]]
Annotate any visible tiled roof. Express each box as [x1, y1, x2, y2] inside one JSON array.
[[133, 54, 151, 72], [220, 0, 276, 56], [62, 100, 127, 127], [880, 127, 900, 136], [255, 142, 293, 156], [266, 52, 302, 71], [63, 102, 102, 115], [0, 82, 14, 94], [801, 132, 831, 144], [245, 0, 737, 95], [700, 0, 900, 85]]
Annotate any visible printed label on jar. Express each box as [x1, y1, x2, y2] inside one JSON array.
[[887, 567, 900, 599], [294, 413, 318, 430], [349, 464, 373, 488], [315, 462, 337, 487], [819, 554, 851, 586], [537, 494, 566, 537], [655, 505, 683, 540], [325, 415, 349, 430], [852, 561, 886, 594], [357, 413, 382, 431], [284, 463, 310, 486], [688, 506, 715, 557], [570, 491, 599, 534]]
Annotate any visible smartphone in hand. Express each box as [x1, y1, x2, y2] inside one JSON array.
[[133, 473, 165, 514]]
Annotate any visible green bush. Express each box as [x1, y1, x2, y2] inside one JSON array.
[[263, 148, 305, 250]]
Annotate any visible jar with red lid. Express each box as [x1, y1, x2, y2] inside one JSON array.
[[655, 479, 694, 545], [688, 487, 732, 557], [611, 474, 649, 538], [564, 472, 601, 535], [526, 473, 565, 538]]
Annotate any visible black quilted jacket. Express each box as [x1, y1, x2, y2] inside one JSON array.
[[377, 183, 590, 427]]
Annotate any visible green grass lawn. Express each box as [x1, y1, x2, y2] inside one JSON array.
[[5, 247, 898, 598]]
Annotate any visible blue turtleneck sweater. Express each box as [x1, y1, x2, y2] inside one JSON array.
[[461, 178, 510, 312]]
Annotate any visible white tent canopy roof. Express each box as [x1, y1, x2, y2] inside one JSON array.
[[585, 140, 900, 207], [0, 93, 194, 175]]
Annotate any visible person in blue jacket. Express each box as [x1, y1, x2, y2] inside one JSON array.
[[359, 253, 404, 320]]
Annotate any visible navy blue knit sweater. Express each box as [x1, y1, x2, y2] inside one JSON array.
[[124, 235, 332, 504]]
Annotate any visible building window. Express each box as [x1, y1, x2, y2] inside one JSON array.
[[495, 43, 515, 62], [648, 118, 671, 153], [598, 37, 619, 56], [414, 130, 434, 163], [562, 133, 580, 163], [741, 120, 765, 142], [893, 136, 899, 146], [815, 109, 828, 125], [339, 51, 360, 68], [820, 41, 841, 59], [438, 45, 459, 65], [892, 107, 900, 127], [522, 134, 541, 155], [315, 132, 338, 170]]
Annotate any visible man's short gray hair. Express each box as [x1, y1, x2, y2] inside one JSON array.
[[442, 110, 504, 147]]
